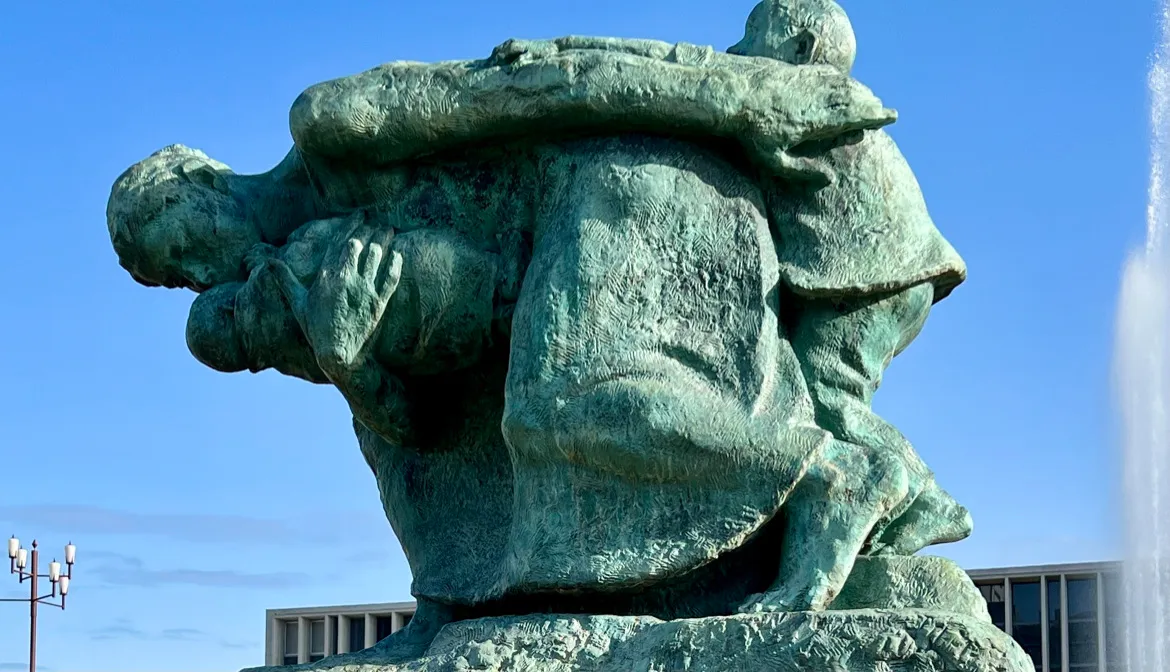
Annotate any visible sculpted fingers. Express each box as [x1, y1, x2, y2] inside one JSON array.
[[376, 250, 405, 304], [753, 67, 895, 154], [760, 149, 837, 188], [244, 243, 280, 274], [360, 239, 385, 284], [487, 39, 535, 66], [320, 212, 369, 279], [354, 223, 397, 291], [807, 72, 897, 139], [337, 237, 364, 278]]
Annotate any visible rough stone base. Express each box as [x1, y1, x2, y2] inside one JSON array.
[[833, 555, 991, 617], [264, 609, 1031, 672]]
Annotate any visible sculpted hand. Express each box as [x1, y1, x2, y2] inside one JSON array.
[[267, 214, 404, 380], [741, 67, 897, 185], [486, 39, 558, 67], [244, 243, 281, 275]]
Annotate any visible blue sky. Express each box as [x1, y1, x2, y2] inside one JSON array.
[[0, 0, 1156, 670]]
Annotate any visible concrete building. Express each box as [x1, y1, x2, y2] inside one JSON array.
[[265, 561, 1125, 671], [966, 561, 1124, 672], [264, 601, 417, 666]]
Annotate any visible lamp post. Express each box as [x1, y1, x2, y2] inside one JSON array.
[[3, 536, 75, 672]]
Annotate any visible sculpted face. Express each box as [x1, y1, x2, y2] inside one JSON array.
[[186, 282, 248, 372], [728, 0, 857, 74], [186, 269, 327, 382], [107, 145, 260, 291]]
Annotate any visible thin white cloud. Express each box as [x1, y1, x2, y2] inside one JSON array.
[[0, 504, 386, 547], [87, 619, 259, 650], [87, 552, 309, 590]]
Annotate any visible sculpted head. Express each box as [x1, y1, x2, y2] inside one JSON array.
[[728, 0, 856, 74], [107, 145, 259, 292], [186, 282, 248, 373], [186, 272, 326, 381]]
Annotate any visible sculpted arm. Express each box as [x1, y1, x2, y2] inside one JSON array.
[[322, 350, 412, 446], [487, 36, 677, 61], [290, 49, 895, 178], [491, 35, 788, 70]]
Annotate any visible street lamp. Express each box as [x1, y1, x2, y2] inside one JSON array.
[[3, 536, 76, 672]]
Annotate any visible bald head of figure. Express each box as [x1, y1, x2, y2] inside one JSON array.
[[728, 0, 856, 74]]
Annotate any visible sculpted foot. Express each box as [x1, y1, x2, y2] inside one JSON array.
[[868, 481, 973, 557], [738, 439, 909, 613], [357, 598, 455, 664]]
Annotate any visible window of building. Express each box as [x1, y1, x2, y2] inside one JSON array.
[[1102, 572, 1127, 672], [282, 620, 299, 666], [1066, 577, 1099, 671], [348, 616, 367, 653], [309, 619, 326, 662], [330, 616, 338, 657], [400, 612, 413, 630], [1047, 576, 1063, 672], [376, 615, 395, 643], [1012, 580, 1043, 670], [977, 582, 1006, 631]]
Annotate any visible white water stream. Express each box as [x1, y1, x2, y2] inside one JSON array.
[[1114, 3, 1170, 670]]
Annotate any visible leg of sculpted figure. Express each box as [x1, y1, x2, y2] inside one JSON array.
[[788, 281, 973, 556], [740, 436, 910, 613], [357, 598, 456, 663]]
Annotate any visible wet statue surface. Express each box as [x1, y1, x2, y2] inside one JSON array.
[[106, 1, 1031, 670]]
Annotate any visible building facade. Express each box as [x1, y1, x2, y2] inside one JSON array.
[[265, 561, 1125, 671], [264, 601, 417, 666], [967, 561, 1124, 672]]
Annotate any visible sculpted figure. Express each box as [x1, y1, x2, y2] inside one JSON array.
[[105, 0, 993, 668], [281, 0, 973, 612], [477, 0, 973, 561], [106, 4, 900, 598], [737, 0, 973, 558]]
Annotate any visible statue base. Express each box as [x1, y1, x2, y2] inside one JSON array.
[[244, 557, 1030, 671], [254, 610, 1029, 672]]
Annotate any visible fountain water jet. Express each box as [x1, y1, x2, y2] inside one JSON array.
[[1114, 3, 1170, 670], [1116, 255, 1170, 671]]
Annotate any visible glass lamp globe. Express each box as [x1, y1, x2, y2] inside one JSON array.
[[6, 537, 17, 560], [58, 576, 70, 596]]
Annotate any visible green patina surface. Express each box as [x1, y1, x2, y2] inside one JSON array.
[[105, 1, 1025, 669]]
